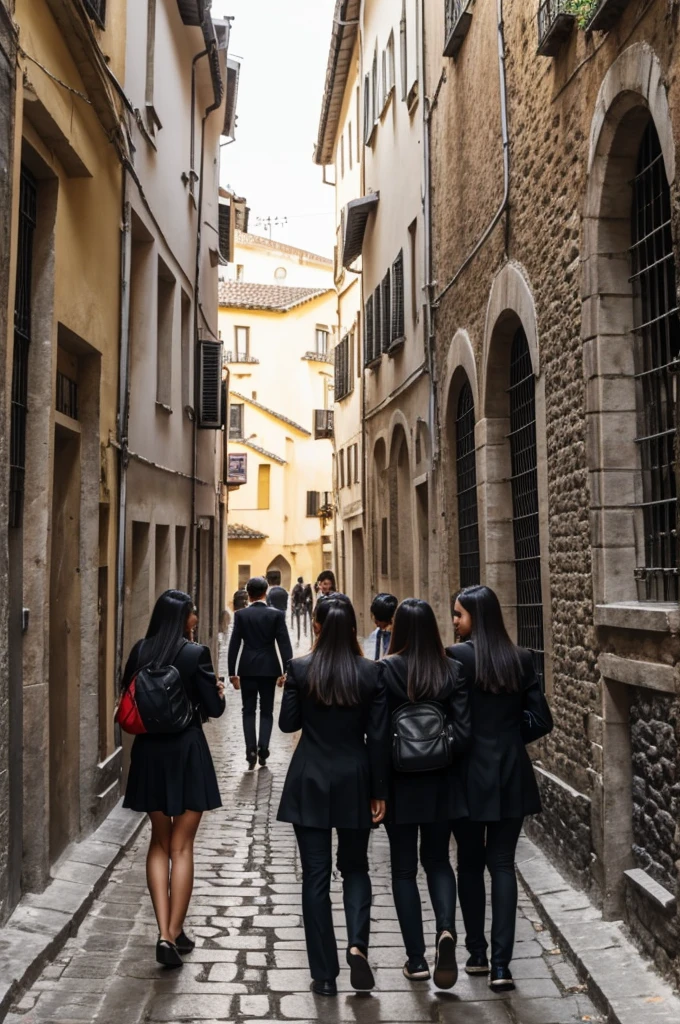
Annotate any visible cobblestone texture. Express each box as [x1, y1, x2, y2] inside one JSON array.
[[4, 634, 602, 1024]]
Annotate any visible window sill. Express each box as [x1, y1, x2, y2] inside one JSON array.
[[380, 88, 394, 121], [335, 388, 354, 402], [598, 652, 677, 694], [365, 356, 382, 371], [594, 602, 679, 634], [388, 336, 405, 356], [156, 401, 173, 415]]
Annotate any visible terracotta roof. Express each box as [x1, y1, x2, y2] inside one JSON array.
[[230, 391, 311, 436], [235, 231, 333, 266], [228, 524, 268, 540], [218, 282, 333, 312], [229, 438, 287, 465]]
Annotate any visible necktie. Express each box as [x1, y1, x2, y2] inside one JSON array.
[[374, 630, 385, 660]]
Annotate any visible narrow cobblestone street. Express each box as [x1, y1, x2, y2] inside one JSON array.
[[5, 630, 604, 1024]]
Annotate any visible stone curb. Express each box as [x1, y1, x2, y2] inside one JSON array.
[[0, 800, 145, 1022], [516, 834, 680, 1024]]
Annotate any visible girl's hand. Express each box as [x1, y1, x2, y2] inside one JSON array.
[[371, 799, 386, 824], [217, 678, 226, 700]]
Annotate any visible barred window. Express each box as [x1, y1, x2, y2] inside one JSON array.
[[381, 271, 391, 352], [631, 121, 679, 602], [391, 250, 405, 343], [455, 379, 480, 588], [508, 328, 545, 689], [335, 334, 352, 400]]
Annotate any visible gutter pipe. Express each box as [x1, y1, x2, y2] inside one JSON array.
[[114, 172, 131, 699]]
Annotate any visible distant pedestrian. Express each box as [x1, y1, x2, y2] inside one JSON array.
[[277, 595, 390, 997], [381, 599, 471, 988], [228, 577, 293, 770], [365, 592, 398, 660], [267, 584, 289, 613], [233, 588, 248, 611], [119, 590, 225, 968], [447, 585, 554, 992], [302, 582, 314, 635], [316, 570, 336, 596]]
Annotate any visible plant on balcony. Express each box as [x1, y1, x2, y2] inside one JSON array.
[[566, 0, 598, 27]]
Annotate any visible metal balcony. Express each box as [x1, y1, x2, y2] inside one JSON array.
[[537, 0, 575, 57], [443, 0, 473, 59], [586, 0, 632, 32]]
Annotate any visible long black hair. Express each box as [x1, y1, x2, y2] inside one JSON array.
[[144, 589, 194, 668], [306, 595, 362, 706], [387, 598, 451, 701], [456, 585, 522, 693]]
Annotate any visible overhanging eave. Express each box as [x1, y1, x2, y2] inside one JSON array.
[[342, 193, 379, 268]]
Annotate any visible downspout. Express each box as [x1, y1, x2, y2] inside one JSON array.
[[421, 0, 437, 461], [432, 0, 510, 309], [114, 170, 132, 694]]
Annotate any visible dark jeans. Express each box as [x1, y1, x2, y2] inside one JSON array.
[[294, 825, 372, 982], [240, 677, 276, 754], [386, 822, 457, 960], [452, 817, 524, 967]]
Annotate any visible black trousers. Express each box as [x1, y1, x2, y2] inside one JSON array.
[[294, 825, 372, 982], [386, 822, 457, 960], [240, 676, 277, 755], [451, 817, 524, 967]]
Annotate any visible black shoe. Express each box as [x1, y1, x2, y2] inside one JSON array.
[[258, 748, 269, 767], [156, 939, 183, 968], [433, 931, 458, 990], [346, 949, 375, 992], [465, 953, 490, 975], [489, 965, 515, 992], [403, 957, 430, 981], [246, 750, 257, 770], [174, 930, 195, 954], [310, 979, 337, 997]]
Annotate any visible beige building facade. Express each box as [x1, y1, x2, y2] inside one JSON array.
[[220, 236, 335, 598]]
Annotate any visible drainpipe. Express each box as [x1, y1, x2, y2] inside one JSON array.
[[421, 0, 438, 461], [114, 170, 132, 695]]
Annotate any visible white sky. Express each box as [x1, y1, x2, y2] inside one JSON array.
[[214, 0, 337, 258]]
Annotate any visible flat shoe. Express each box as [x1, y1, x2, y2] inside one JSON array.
[[175, 929, 195, 954], [310, 979, 337, 997], [346, 950, 375, 992], [433, 931, 458, 990], [156, 939, 183, 968]]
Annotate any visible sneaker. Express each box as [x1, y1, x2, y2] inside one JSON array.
[[433, 931, 458, 990], [465, 953, 490, 975], [489, 965, 515, 992], [403, 957, 431, 981]]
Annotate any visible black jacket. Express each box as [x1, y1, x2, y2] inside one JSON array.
[[267, 586, 289, 613], [446, 641, 553, 821], [227, 601, 293, 678], [381, 654, 471, 824], [277, 654, 390, 829], [122, 639, 225, 724]]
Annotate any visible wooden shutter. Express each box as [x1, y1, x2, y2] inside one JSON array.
[[391, 250, 405, 342], [198, 340, 223, 428]]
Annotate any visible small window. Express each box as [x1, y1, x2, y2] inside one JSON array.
[[335, 333, 352, 401], [229, 403, 243, 440], [340, 135, 345, 178], [235, 326, 249, 361], [306, 491, 320, 517], [238, 563, 251, 588], [348, 124, 353, 170], [181, 291, 191, 409], [373, 286, 382, 360], [316, 327, 329, 356], [274, 266, 287, 281], [363, 74, 372, 145], [408, 219, 418, 324], [391, 250, 405, 344], [400, 2, 408, 101], [339, 449, 345, 489], [236, 264, 245, 281], [156, 256, 175, 408], [354, 444, 360, 484], [371, 49, 379, 125], [257, 464, 271, 510], [364, 295, 376, 366], [381, 271, 391, 353]]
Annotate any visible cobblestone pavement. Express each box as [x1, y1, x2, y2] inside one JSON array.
[[7, 632, 603, 1024]]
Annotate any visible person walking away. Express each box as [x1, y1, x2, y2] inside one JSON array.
[[447, 585, 553, 992], [365, 592, 398, 660], [316, 570, 337, 596], [233, 588, 248, 611], [291, 577, 305, 637], [277, 596, 390, 997], [228, 576, 294, 770], [302, 582, 314, 635], [267, 583, 289, 614], [120, 590, 225, 968], [381, 599, 471, 988]]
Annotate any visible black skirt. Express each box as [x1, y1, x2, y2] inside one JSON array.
[[123, 725, 222, 817]]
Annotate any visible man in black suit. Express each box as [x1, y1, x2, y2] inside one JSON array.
[[228, 577, 294, 770]]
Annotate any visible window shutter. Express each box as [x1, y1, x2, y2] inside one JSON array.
[[306, 491, 320, 517], [198, 340, 223, 428], [363, 75, 372, 145], [335, 334, 351, 401], [364, 295, 374, 365], [374, 285, 381, 361], [391, 250, 405, 342], [381, 271, 391, 352]]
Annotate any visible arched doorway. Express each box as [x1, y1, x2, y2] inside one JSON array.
[[445, 369, 480, 591], [266, 554, 291, 590], [389, 426, 414, 601]]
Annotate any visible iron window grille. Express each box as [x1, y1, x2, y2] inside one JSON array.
[[381, 271, 391, 353], [335, 334, 352, 401], [56, 371, 78, 420], [225, 351, 258, 364], [84, 0, 106, 28], [508, 328, 545, 689], [391, 250, 405, 345], [10, 168, 37, 529], [631, 121, 679, 602], [229, 403, 244, 440], [455, 379, 480, 588]]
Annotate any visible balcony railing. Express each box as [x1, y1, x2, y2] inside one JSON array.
[[537, 0, 575, 57], [302, 350, 332, 364], [224, 351, 259, 364], [586, 0, 631, 32], [443, 0, 473, 59], [83, 0, 106, 27]]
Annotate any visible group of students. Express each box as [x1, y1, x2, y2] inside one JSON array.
[[117, 577, 553, 1000]]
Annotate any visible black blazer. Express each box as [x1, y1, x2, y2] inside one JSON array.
[[277, 654, 390, 830], [446, 641, 553, 821], [227, 601, 293, 678], [122, 639, 225, 724], [381, 655, 471, 824]]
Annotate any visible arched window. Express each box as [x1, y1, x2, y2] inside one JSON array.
[[455, 379, 480, 588], [631, 121, 679, 602], [508, 328, 544, 687]]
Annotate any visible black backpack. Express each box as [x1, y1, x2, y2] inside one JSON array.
[[392, 701, 454, 773], [133, 641, 196, 734]]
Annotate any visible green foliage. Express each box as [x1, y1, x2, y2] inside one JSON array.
[[565, 0, 599, 27]]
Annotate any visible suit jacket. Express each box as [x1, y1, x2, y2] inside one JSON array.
[[122, 639, 225, 724], [277, 654, 390, 829], [228, 601, 293, 678], [267, 586, 289, 613], [446, 641, 554, 821], [381, 654, 471, 824]]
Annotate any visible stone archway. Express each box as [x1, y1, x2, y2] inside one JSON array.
[[266, 554, 291, 590], [388, 424, 414, 601]]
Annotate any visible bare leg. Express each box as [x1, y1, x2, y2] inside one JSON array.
[[147, 812, 173, 941], [168, 810, 203, 941]]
